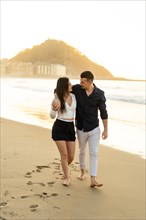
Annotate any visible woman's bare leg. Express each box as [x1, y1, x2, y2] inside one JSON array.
[[66, 141, 75, 165], [55, 141, 70, 186]]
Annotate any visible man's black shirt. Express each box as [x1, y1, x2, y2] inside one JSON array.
[[72, 84, 108, 132]]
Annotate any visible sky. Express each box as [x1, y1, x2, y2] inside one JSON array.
[[1, 0, 145, 80]]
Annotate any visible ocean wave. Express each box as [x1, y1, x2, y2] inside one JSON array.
[[12, 86, 145, 105], [10, 79, 145, 105], [107, 95, 145, 105]]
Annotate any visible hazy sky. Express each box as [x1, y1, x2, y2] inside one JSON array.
[[1, 0, 145, 80]]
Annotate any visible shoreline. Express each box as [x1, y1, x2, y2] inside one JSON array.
[[0, 117, 145, 219], [1, 95, 145, 159], [1, 92, 145, 159], [1, 74, 146, 82]]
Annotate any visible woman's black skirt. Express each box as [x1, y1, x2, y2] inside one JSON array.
[[52, 119, 76, 141]]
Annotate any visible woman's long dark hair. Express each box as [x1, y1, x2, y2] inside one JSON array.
[[55, 77, 69, 113]]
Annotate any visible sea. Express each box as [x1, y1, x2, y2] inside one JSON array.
[[1, 77, 145, 159]]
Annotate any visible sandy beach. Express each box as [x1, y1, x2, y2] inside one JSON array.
[[0, 118, 145, 220]]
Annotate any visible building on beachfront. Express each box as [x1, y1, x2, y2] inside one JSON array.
[[34, 62, 66, 76], [0, 59, 9, 75], [1, 61, 66, 77], [5, 62, 33, 76]]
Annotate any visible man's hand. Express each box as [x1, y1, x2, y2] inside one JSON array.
[[102, 130, 108, 139], [52, 99, 61, 111], [102, 119, 108, 139]]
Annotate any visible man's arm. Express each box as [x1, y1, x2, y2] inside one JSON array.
[[52, 100, 60, 111], [52, 84, 77, 110], [50, 96, 60, 118]]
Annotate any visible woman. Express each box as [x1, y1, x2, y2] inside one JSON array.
[[50, 77, 76, 186]]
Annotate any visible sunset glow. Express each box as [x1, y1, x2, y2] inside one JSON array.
[[1, 1, 145, 80]]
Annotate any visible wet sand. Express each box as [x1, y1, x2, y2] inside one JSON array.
[[0, 118, 145, 220]]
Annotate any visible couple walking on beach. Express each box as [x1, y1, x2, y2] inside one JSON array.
[[50, 71, 108, 187]]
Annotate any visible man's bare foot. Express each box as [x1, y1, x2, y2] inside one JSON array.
[[77, 169, 87, 181], [77, 173, 85, 181], [90, 180, 103, 187], [63, 179, 70, 186]]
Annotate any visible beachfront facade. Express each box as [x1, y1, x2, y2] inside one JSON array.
[[1, 60, 66, 77], [5, 62, 33, 76], [34, 62, 66, 76]]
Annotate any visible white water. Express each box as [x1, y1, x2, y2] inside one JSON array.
[[1, 77, 145, 159]]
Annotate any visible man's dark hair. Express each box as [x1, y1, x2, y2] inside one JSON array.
[[80, 71, 94, 81]]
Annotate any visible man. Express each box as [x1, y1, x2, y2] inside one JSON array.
[[53, 71, 108, 187]]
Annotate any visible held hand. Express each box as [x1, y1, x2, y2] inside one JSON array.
[[102, 130, 108, 139], [52, 99, 61, 111]]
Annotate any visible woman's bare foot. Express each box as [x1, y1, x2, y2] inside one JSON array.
[[63, 179, 70, 186]]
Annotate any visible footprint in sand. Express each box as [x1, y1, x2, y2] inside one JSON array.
[[53, 206, 60, 209], [0, 202, 7, 207], [0, 216, 7, 220], [25, 172, 32, 178], [47, 181, 55, 187], [35, 165, 51, 173], [55, 166, 60, 170], [25, 165, 51, 175], [51, 193, 58, 197], [70, 163, 80, 172], [30, 204, 38, 212], [41, 192, 50, 199], [27, 181, 45, 186], [53, 170, 61, 174], [52, 162, 60, 165], [36, 165, 51, 170], [54, 158, 60, 161], [4, 190, 9, 196], [21, 192, 50, 199], [30, 209, 37, 212], [21, 194, 42, 199], [36, 169, 41, 173]]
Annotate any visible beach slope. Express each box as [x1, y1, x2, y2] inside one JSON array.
[[0, 118, 145, 220]]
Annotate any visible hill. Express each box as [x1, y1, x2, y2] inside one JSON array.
[[10, 39, 114, 79]]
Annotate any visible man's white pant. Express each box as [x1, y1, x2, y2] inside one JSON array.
[[77, 127, 100, 176]]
